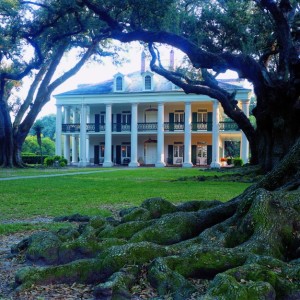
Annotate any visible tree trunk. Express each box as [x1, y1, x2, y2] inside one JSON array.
[[0, 100, 14, 167], [253, 85, 300, 171]]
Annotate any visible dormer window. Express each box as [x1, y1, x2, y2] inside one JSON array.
[[116, 76, 123, 91], [142, 72, 154, 91], [145, 75, 152, 90], [114, 73, 125, 92]]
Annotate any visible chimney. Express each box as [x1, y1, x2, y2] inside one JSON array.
[[169, 49, 174, 70], [141, 51, 146, 73]]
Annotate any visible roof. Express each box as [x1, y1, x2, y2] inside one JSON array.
[[55, 71, 249, 97]]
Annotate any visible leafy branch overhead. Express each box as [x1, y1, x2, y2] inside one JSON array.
[[0, 0, 125, 167], [81, 0, 300, 171]]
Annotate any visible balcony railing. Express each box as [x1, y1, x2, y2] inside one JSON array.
[[191, 122, 211, 131], [62, 123, 80, 132], [62, 121, 239, 133], [219, 121, 239, 131], [112, 123, 131, 132], [138, 122, 157, 131]]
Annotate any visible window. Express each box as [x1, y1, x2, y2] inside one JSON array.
[[198, 109, 207, 123], [116, 76, 123, 91], [145, 75, 152, 90], [122, 112, 131, 124], [175, 112, 184, 123]]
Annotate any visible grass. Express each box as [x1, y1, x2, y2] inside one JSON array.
[[0, 167, 250, 235]]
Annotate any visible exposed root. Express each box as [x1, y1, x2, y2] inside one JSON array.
[[11, 189, 300, 299]]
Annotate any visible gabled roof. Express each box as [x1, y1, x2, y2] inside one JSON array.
[[55, 71, 249, 97]]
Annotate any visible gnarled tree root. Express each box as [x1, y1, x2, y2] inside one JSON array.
[[12, 188, 300, 299]]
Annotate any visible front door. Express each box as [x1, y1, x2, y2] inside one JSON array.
[[145, 143, 157, 164], [197, 145, 207, 165], [173, 145, 184, 164]]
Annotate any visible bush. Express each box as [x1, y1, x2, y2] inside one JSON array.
[[22, 153, 48, 165], [44, 157, 54, 167], [44, 156, 68, 167], [59, 161, 66, 167], [233, 157, 243, 167]]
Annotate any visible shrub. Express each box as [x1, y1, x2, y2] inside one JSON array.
[[22, 153, 48, 165], [53, 155, 61, 161], [60, 157, 68, 165], [233, 157, 243, 167], [44, 157, 54, 167], [59, 161, 66, 167], [43, 156, 68, 167]]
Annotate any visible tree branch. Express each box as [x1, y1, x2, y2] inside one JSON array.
[[148, 44, 257, 163]]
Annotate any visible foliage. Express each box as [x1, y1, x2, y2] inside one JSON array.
[[22, 136, 55, 156], [78, 0, 300, 171], [44, 156, 54, 167], [233, 157, 244, 167], [0, 1, 123, 167], [21, 153, 48, 165], [44, 155, 67, 167], [30, 114, 56, 141]]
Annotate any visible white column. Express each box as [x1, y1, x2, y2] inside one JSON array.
[[155, 102, 166, 167], [71, 107, 78, 164], [210, 100, 221, 168], [86, 106, 90, 164], [103, 104, 113, 167], [129, 103, 139, 167], [183, 102, 193, 168], [78, 104, 88, 167], [64, 107, 71, 163], [55, 105, 62, 156], [241, 100, 250, 164]]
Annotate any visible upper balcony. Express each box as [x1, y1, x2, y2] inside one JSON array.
[[62, 121, 239, 133]]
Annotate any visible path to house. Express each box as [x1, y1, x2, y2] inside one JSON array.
[[0, 168, 133, 181]]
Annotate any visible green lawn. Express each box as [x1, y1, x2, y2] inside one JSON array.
[[0, 167, 250, 234]]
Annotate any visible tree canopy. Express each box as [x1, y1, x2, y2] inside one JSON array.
[[80, 0, 300, 171], [0, 0, 124, 167], [1, 0, 299, 170], [3, 1, 300, 299]]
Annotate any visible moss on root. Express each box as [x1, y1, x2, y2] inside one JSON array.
[[12, 191, 300, 299]]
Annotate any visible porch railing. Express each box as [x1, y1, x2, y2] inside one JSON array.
[[62, 123, 80, 132], [164, 122, 185, 131], [219, 121, 239, 131], [62, 121, 239, 133], [137, 122, 157, 131], [112, 123, 131, 132]]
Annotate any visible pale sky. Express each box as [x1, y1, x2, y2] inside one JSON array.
[[36, 42, 239, 118]]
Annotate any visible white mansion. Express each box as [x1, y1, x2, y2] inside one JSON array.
[[54, 52, 251, 168]]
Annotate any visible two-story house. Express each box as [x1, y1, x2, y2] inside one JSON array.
[[54, 51, 251, 168]]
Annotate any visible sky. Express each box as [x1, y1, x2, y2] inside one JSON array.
[[36, 42, 239, 119], [37, 42, 167, 118]]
